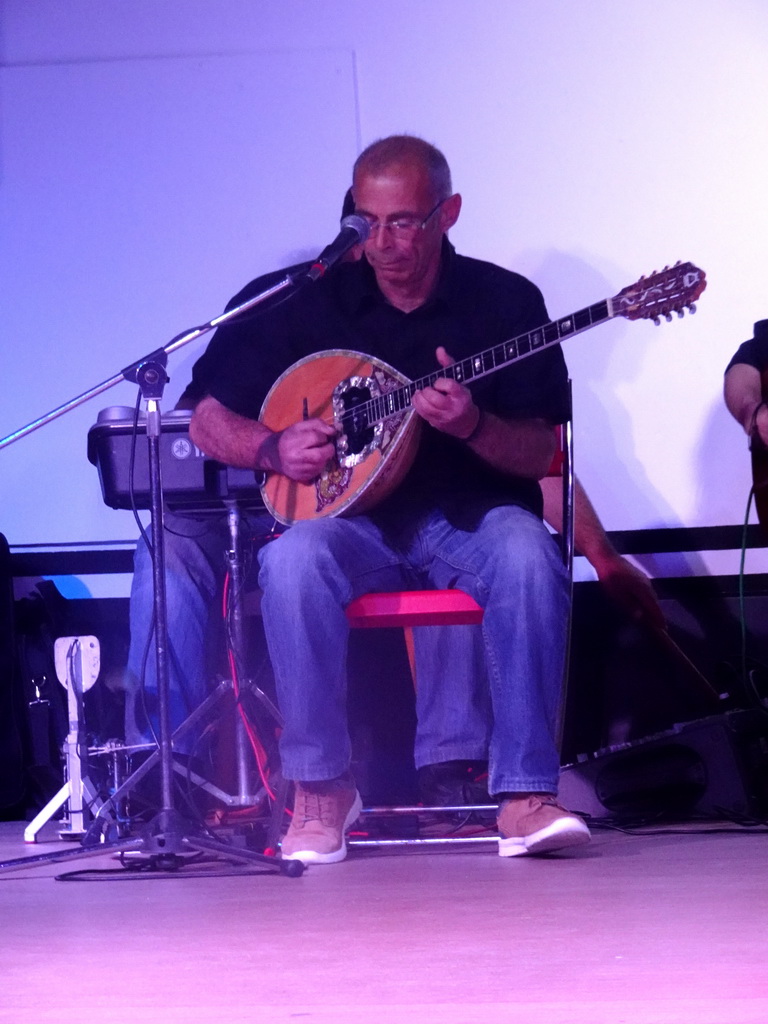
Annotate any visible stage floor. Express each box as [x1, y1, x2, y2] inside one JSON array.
[[1, 818, 767, 1023]]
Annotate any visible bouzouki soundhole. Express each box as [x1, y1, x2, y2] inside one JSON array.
[[333, 375, 382, 466]]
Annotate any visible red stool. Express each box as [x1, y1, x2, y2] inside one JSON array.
[[346, 588, 484, 685]]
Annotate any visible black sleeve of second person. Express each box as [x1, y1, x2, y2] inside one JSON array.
[[725, 321, 768, 375]]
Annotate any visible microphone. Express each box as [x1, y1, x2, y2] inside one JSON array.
[[305, 215, 371, 282]]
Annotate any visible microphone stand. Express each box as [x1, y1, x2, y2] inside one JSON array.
[[0, 272, 308, 879]]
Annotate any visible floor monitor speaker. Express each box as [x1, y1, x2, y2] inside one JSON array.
[[558, 710, 768, 821]]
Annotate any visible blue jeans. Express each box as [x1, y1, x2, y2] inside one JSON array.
[[411, 622, 491, 768], [258, 504, 570, 796]]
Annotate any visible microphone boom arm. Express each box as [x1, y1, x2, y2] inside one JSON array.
[[0, 272, 299, 450]]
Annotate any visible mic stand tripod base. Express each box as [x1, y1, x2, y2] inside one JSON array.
[[0, 812, 304, 877], [123, 808, 304, 875]]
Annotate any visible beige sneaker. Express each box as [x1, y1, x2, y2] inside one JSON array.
[[280, 778, 363, 865], [497, 794, 591, 857]]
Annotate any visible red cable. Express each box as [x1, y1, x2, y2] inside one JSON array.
[[222, 570, 280, 805]]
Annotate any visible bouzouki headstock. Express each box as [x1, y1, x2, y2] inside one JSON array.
[[612, 262, 707, 324]]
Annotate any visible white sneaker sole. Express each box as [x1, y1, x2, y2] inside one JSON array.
[[281, 790, 363, 865], [498, 815, 591, 858]]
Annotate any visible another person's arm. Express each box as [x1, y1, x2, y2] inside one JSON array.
[[540, 475, 665, 630], [724, 362, 768, 446]]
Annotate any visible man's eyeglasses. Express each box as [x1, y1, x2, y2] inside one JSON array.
[[358, 198, 446, 239]]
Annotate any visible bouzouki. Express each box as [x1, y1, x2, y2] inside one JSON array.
[[260, 261, 707, 525]]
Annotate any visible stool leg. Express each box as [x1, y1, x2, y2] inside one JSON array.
[[404, 626, 417, 689]]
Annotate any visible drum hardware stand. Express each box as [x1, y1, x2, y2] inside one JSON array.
[[79, 500, 287, 839], [24, 636, 106, 843], [85, 680, 286, 841], [78, 682, 257, 840], [0, 273, 311, 878]]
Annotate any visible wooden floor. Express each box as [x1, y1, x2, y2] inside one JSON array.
[[1, 816, 767, 1023]]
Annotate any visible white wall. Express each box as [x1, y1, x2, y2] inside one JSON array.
[[2, 0, 767, 589]]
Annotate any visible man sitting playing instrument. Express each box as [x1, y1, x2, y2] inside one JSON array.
[[125, 188, 660, 809], [190, 134, 599, 863]]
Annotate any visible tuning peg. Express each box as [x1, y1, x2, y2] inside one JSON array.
[[677, 309, 685, 318], [653, 316, 661, 326], [689, 303, 697, 315], [663, 265, 670, 272]]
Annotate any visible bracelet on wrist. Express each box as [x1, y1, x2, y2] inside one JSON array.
[[748, 400, 767, 447]]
